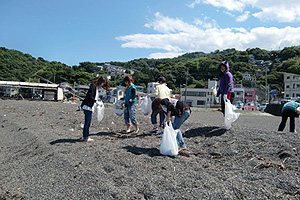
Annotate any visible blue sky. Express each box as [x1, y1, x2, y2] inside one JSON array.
[[1, 0, 300, 66]]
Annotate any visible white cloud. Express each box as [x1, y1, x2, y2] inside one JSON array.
[[202, 0, 246, 12], [236, 11, 250, 22], [187, 0, 201, 8], [149, 52, 185, 59], [189, 0, 300, 23], [116, 13, 300, 59]]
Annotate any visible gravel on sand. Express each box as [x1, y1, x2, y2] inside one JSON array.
[[1, 99, 300, 199]]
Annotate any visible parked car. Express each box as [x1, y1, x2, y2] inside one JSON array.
[[258, 103, 268, 111], [242, 102, 258, 111]]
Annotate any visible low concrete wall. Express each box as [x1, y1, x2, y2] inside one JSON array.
[[265, 103, 283, 116]]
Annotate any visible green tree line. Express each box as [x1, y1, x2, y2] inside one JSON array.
[[1, 46, 300, 93]]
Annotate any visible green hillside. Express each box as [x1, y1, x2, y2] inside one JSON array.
[[1, 46, 300, 94]]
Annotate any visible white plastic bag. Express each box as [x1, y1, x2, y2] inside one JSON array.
[[160, 123, 178, 156], [114, 99, 124, 116], [224, 100, 240, 130], [93, 100, 104, 121], [140, 96, 152, 115]]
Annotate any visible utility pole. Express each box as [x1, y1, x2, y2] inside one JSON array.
[[185, 67, 188, 104], [265, 65, 268, 103]]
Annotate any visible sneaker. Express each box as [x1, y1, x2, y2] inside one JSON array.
[[84, 137, 94, 142], [150, 127, 158, 132], [157, 130, 164, 134]]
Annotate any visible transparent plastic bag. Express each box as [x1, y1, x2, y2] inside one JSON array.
[[93, 100, 104, 121], [224, 100, 240, 130], [160, 122, 178, 156], [140, 96, 152, 115], [114, 99, 124, 116]]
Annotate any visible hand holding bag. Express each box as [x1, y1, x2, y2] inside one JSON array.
[[140, 96, 152, 115], [160, 122, 178, 156], [224, 100, 240, 130], [94, 100, 104, 121], [114, 99, 124, 116]]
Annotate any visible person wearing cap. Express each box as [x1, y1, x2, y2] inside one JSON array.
[[216, 61, 234, 115], [148, 76, 171, 133]]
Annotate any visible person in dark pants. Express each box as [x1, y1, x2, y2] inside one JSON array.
[[158, 98, 191, 153], [81, 76, 110, 142], [278, 101, 300, 133], [216, 61, 234, 115]]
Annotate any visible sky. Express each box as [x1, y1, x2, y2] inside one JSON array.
[[1, 0, 300, 66]]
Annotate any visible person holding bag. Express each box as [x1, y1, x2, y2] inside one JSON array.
[[81, 76, 110, 142], [148, 76, 171, 133], [216, 61, 234, 115], [159, 98, 191, 153]]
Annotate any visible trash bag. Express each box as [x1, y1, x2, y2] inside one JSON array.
[[114, 99, 124, 116], [160, 122, 178, 156], [93, 100, 104, 121], [224, 100, 240, 130], [140, 96, 152, 115]]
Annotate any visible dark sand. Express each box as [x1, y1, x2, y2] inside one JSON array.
[[1, 99, 300, 199]]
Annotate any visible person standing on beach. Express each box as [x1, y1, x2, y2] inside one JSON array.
[[216, 61, 234, 115], [81, 76, 110, 142], [123, 75, 139, 134], [148, 76, 171, 133], [158, 98, 191, 153], [278, 101, 300, 133]]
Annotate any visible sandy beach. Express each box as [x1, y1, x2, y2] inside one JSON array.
[[1, 99, 300, 199]]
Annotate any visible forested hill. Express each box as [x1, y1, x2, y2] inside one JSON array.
[[1, 46, 300, 93]]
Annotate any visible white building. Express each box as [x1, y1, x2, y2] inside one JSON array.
[[284, 73, 300, 100], [147, 82, 160, 94], [243, 73, 253, 81], [180, 80, 217, 108]]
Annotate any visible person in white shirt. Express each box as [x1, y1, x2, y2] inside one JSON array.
[[148, 76, 171, 132]]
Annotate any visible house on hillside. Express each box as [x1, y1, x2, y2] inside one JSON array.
[[284, 72, 300, 100]]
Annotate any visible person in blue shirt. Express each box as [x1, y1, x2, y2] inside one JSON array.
[[278, 101, 300, 133], [123, 75, 139, 134]]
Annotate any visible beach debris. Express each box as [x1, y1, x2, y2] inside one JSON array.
[[254, 162, 291, 170], [283, 191, 300, 196]]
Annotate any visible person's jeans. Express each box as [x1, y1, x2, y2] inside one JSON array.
[[173, 109, 191, 148], [83, 110, 93, 139], [278, 110, 298, 132], [151, 110, 165, 127], [124, 102, 138, 125]]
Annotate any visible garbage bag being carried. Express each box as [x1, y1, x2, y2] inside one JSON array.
[[224, 100, 240, 130], [140, 96, 152, 115], [114, 99, 124, 116], [160, 122, 178, 156], [93, 100, 104, 121]]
